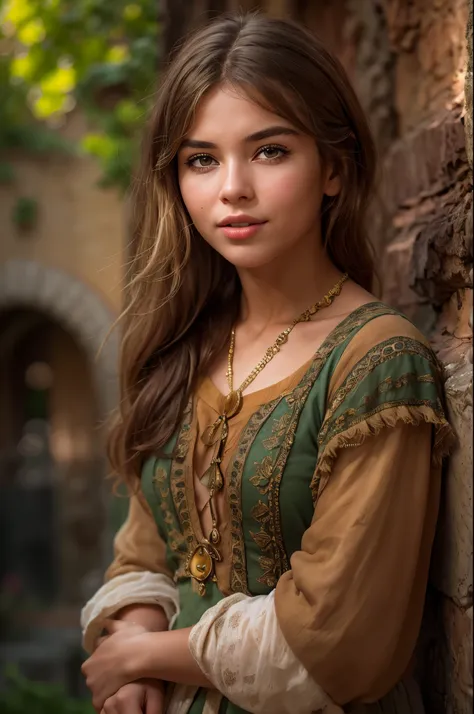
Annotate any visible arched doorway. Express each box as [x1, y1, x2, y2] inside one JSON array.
[[0, 260, 119, 691], [0, 307, 105, 618]]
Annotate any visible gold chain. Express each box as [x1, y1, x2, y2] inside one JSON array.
[[226, 272, 349, 398], [185, 272, 348, 595]]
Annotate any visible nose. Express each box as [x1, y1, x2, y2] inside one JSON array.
[[218, 160, 255, 204]]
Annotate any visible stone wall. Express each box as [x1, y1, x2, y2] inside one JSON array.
[[348, 1, 473, 712]]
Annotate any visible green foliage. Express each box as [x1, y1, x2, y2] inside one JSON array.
[[0, 666, 95, 714], [1, 0, 160, 191], [12, 195, 38, 228]]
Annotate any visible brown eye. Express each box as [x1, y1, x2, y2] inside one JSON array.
[[196, 155, 213, 166], [187, 154, 216, 169], [262, 147, 281, 159], [256, 145, 288, 161]]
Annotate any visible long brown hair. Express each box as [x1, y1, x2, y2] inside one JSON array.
[[108, 11, 377, 486]]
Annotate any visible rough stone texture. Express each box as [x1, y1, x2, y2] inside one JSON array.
[[465, 1, 473, 169], [370, 1, 473, 712], [384, 0, 468, 134], [345, 0, 397, 154]]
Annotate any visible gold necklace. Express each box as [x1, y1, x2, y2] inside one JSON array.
[[185, 273, 348, 594]]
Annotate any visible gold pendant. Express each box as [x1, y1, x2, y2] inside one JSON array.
[[201, 415, 228, 446], [224, 389, 242, 418], [201, 459, 224, 490], [186, 541, 221, 596]]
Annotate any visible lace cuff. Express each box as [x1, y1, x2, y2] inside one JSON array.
[[188, 591, 341, 714], [81, 571, 180, 653]]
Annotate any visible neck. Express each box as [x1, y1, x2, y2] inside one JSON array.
[[237, 240, 343, 330]]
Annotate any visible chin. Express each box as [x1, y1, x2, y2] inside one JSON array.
[[218, 245, 286, 270]]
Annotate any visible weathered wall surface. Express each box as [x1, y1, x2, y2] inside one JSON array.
[[348, 1, 473, 712]]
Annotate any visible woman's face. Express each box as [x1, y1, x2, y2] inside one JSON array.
[[177, 84, 340, 270]]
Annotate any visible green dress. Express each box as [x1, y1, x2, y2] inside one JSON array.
[[138, 303, 452, 714]]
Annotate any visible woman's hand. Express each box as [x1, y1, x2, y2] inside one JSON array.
[[82, 619, 152, 711], [100, 679, 165, 714]]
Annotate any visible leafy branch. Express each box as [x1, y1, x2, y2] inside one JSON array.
[[1, 0, 160, 192]]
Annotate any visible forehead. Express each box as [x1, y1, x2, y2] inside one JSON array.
[[186, 83, 295, 140]]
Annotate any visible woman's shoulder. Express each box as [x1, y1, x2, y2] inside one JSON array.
[[350, 305, 432, 351], [327, 304, 440, 401]]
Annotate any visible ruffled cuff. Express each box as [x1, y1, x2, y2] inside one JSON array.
[[81, 571, 180, 653], [188, 591, 342, 714]]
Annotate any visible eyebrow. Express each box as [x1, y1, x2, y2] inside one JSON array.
[[180, 125, 299, 150]]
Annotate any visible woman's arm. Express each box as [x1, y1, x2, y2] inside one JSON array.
[[82, 623, 212, 711], [81, 469, 180, 653], [114, 603, 169, 633]]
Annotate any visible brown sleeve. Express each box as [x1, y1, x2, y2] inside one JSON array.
[[274, 422, 441, 705], [105, 487, 173, 581]]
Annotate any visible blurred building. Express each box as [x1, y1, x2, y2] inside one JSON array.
[[0, 0, 472, 710], [0, 108, 124, 691]]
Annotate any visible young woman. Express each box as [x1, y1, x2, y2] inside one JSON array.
[[81, 11, 454, 714]]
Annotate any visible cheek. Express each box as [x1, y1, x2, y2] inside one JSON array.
[[262, 168, 322, 217], [179, 174, 215, 222]]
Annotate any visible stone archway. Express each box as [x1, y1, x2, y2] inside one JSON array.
[[0, 259, 119, 417], [0, 259, 121, 580]]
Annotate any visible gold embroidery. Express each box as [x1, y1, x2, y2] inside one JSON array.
[[262, 412, 292, 450], [168, 399, 198, 580], [309, 335, 445, 502], [249, 455, 273, 492], [223, 669, 237, 687], [250, 497, 276, 586], [318, 337, 439, 446], [152, 465, 187, 574], [227, 397, 282, 594], [247, 304, 403, 586], [310, 400, 452, 503], [229, 612, 242, 629], [215, 616, 226, 637], [249, 387, 309, 586]]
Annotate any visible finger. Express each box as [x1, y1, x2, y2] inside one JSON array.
[[101, 695, 120, 714], [101, 701, 120, 714], [145, 688, 165, 714], [114, 692, 143, 714]]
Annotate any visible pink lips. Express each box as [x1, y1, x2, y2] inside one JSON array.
[[220, 223, 266, 240], [217, 215, 267, 240]]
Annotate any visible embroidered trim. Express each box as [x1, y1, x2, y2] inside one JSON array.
[[168, 399, 198, 581], [151, 466, 187, 577], [310, 403, 456, 503], [228, 397, 283, 594], [246, 304, 402, 586], [318, 337, 440, 446], [249, 391, 310, 586]]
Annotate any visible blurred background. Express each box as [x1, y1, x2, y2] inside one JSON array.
[[0, 0, 472, 712]]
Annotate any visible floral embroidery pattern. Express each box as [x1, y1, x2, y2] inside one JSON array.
[[167, 399, 199, 580], [227, 396, 284, 594], [244, 304, 403, 586], [317, 337, 442, 449], [151, 466, 187, 574], [262, 412, 292, 450]]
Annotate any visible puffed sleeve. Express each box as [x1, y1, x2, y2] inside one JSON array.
[[274, 422, 438, 704], [81, 459, 179, 653]]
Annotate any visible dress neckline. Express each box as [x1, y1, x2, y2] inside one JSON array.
[[199, 301, 382, 411]]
